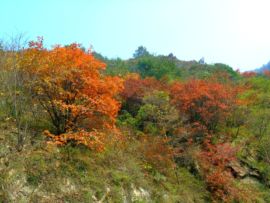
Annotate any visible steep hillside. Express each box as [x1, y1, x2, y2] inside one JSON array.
[[1, 41, 270, 202]]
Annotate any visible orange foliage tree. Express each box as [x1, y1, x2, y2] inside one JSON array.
[[170, 79, 239, 141], [20, 37, 123, 150]]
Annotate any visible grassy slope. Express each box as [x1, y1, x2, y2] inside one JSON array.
[[0, 121, 209, 203]]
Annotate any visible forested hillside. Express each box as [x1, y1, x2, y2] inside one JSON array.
[[1, 38, 270, 202]]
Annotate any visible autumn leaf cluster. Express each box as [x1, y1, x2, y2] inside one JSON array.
[[19, 37, 123, 150]]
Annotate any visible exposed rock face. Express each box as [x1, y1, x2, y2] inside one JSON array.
[[229, 161, 261, 179], [131, 184, 150, 202], [121, 184, 150, 203], [229, 161, 250, 178]]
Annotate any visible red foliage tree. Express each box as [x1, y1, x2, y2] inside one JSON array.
[[198, 139, 256, 202], [241, 71, 257, 78], [170, 79, 239, 141], [121, 74, 166, 115], [263, 69, 270, 77], [139, 135, 175, 174]]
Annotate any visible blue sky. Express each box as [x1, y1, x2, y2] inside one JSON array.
[[1, 0, 270, 71]]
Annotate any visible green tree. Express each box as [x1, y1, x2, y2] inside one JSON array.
[[132, 55, 181, 80], [136, 91, 180, 136], [133, 46, 150, 58]]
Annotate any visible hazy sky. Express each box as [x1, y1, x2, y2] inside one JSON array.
[[1, 0, 270, 71]]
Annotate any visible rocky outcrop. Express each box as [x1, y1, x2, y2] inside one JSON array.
[[228, 160, 263, 184]]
